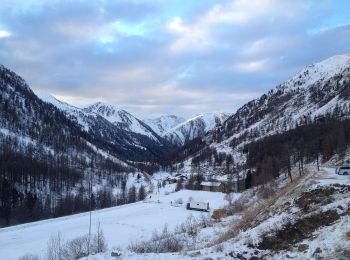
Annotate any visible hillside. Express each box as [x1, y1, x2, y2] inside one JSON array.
[[144, 115, 185, 136], [163, 112, 229, 146], [3, 166, 349, 260], [0, 65, 153, 227], [169, 54, 350, 178], [39, 94, 174, 162]]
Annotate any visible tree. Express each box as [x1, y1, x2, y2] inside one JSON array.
[[175, 179, 183, 192], [138, 185, 146, 201], [93, 221, 107, 253], [245, 170, 252, 189], [128, 186, 137, 203]]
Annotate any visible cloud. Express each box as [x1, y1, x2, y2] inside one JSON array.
[[0, 0, 349, 118], [0, 30, 11, 38]]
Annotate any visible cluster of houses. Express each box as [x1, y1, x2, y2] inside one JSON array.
[[163, 173, 245, 193]]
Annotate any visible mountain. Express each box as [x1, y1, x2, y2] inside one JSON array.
[[38, 95, 174, 162], [170, 54, 350, 174], [143, 115, 186, 136], [163, 112, 229, 146], [0, 65, 162, 227], [0, 66, 124, 167], [84, 102, 162, 142]]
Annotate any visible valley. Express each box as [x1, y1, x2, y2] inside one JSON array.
[[1, 50, 350, 259]]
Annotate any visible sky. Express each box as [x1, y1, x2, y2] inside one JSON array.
[[0, 0, 350, 119]]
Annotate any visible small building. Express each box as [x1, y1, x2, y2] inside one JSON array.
[[200, 181, 225, 192], [164, 177, 177, 184], [175, 173, 188, 181], [186, 201, 209, 212]]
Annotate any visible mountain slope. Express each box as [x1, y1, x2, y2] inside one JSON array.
[[144, 115, 185, 136], [0, 66, 123, 166], [84, 102, 162, 142], [171, 54, 350, 173], [163, 112, 229, 146], [38, 95, 174, 162]]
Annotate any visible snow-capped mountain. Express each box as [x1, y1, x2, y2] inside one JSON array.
[[0, 65, 130, 169], [38, 94, 174, 161], [84, 102, 161, 142], [143, 115, 186, 136], [163, 113, 229, 146], [173, 54, 350, 171]]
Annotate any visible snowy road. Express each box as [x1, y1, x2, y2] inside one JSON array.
[[0, 190, 228, 260]]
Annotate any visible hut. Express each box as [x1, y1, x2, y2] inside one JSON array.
[[200, 181, 225, 192]]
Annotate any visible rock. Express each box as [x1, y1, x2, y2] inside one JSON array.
[[298, 244, 309, 252], [189, 251, 201, 257], [312, 247, 322, 256], [111, 251, 122, 257], [337, 205, 344, 210], [228, 252, 246, 259]]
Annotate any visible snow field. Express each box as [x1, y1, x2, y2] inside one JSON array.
[[0, 190, 228, 260]]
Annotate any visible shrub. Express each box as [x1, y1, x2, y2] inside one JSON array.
[[345, 231, 350, 240], [62, 235, 89, 259], [128, 224, 184, 253], [18, 254, 39, 260], [46, 222, 107, 260], [92, 221, 107, 253], [175, 197, 183, 205], [47, 233, 64, 260]]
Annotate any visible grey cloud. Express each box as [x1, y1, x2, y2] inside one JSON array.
[[0, 1, 349, 118]]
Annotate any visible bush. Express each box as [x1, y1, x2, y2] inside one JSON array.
[[128, 224, 184, 253], [175, 197, 183, 205], [18, 254, 39, 260], [62, 235, 89, 259], [47, 233, 64, 260], [345, 231, 350, 240], [92, 221, 107, 253], [46, 222, 107, 260]]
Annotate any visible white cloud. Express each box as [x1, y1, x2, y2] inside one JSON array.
[[235, 59, 268, 73], [0, 30, 11, 38]]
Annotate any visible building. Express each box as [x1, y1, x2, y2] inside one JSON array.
[[200, 181, 225, 192]]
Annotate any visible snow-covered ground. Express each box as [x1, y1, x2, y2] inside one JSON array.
[[0, 190, 228, 260]]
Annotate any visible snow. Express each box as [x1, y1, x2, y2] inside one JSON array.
[[282, 53, 350, 90], [181, 53, 350, 173], [0, 190, 228, 260], [163, 112, 229, 145], [38, 92, 94, 131], [143, 115, 185, 136], [84, 102, 161, 142], [200, 181, 222, 187], [38, 93, 78, 112]]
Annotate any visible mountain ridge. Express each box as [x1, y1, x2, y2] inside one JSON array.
[[169, 53, 350, 176]]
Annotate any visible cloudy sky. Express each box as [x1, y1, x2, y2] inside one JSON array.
[[1, 0, 350, 118]]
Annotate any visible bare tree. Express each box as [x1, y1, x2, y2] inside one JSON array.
[[93, 221, 107, 253], [46, 233, 64, 260]]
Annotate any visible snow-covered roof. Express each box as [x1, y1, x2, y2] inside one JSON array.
[[200, 181, 222, 187]]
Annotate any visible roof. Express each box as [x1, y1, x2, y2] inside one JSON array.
[[200, 181, 222, 187]]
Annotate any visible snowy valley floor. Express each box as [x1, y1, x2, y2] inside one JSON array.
[[0, 167, 350, 260], [0, 189, 228, 260]]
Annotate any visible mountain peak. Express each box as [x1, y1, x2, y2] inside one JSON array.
[[85, 102, 125, 119], [282, 53, 350, 90], [0, 64, 30, 92]]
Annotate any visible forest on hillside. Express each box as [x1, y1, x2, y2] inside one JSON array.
[[245, 116, 350, 186]]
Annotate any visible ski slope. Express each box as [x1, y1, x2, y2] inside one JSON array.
[[0, 190, 228, 260]]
